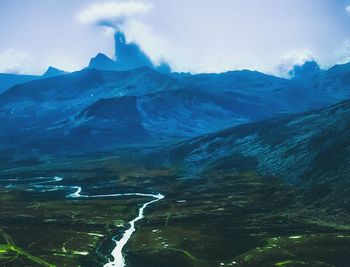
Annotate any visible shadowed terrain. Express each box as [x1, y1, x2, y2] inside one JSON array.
[[1, 58, 350, 266]]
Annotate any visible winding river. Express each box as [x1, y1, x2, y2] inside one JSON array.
[[67, 186, 164, 267], [4, 177, 164, 267]]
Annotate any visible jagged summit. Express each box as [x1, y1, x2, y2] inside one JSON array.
[[114, 31, 154, 70], [42, 66, 66, 77], [87, 31, 171, 73], [289, 60, 321, 78], [88, 53, 118, 71]]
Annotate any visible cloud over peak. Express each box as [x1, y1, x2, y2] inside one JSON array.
[[76, 1, 169, 69], [77, 1, 152, 26], [273, 50, 315, 78]]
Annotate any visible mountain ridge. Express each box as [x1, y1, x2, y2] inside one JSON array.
[[2, 60, 350, 155]]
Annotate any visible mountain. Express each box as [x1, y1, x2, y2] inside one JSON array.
[[42, 66, 67, 78], [165, 98, 350, 224], [3, 59, 350, 267], [289, 60, 322, 78], [88, 53, 120, 71], [0, 73, 39, 94], [291, 61, 350, 104], [113, 31, 154, 70], [58, 96, 150, 152], [87, 31, 171, 73], [0, 67, 65, 95], [3, 60, 350, 155], [326, 61, 350, 76], [0, 67, 183, 153], [179, 69, 336, 112], [0, 68, 299, 153]]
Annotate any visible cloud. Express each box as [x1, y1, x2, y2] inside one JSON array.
[[122, 19, 170, 65], [346, 5, 350, 14], [0, 49, 36, 74], [76, 1, 152, 26], [336, 39, 350, 65], [76, 1, 167, 67], [0, 49, 83, 75]]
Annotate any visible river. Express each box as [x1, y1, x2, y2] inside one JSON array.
[[4, 177, 164, 267], [68, 186, 164, 267]]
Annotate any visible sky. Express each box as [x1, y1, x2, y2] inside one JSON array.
[[1, 0, 350, 77]]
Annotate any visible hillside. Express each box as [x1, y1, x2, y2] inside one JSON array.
[[166, 99, 350, 224]]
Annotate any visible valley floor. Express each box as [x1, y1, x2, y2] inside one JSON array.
[[0, 154, 349, 267]]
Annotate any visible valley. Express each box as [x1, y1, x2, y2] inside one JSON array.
[[2, 2, 350, 266], [0, 149, 350, 267], [1, 37, 350, 267]]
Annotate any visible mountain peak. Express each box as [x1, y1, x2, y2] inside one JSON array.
[[43, 66, 66, 77], [289, 60, 321, 78], [94, 53, 114, 60], [88, 53, 118, 71], [114, 31, 154, 71], [87, 31, 171, 73]]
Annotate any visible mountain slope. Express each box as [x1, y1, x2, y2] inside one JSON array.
[[181, 69, 349, 111], [0, 68, 179, 152], [0, 73, 39, 94], [58, 97, 150, 152], [293, 61, 350, 104], [166, 99, 350, 224]]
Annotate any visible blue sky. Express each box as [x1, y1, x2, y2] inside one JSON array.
[[1, 0, 350, 76]]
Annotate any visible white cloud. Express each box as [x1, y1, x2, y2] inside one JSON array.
[[0, 49, 37, 74], [122, 19, 170, 64], [0, 49, 84, 75], [336, 39, 350, 65], [76, 1, 161, 66], [346, 5, 350, 14], [76, 1, 152, 25]]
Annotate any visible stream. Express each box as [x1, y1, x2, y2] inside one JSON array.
[[4, 177, 164, 267], [67, 186, 164, 267]]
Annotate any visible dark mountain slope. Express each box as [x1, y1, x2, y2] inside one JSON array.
[[166, 99, 350, 224], [181, 70, 328, 113], [60, 97, 149, 152], [293, 61, 350, 105], [0, 68, 178, 103], [0, 68, 180, 153], [168, 99, 350, 182]]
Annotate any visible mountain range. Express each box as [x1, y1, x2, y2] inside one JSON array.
[[2, 58, 350, 155], [0, 58, 350, 153], [0, 66, 66, 94], [1, 30, 350, 159], [2, 31, 350, 267]]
